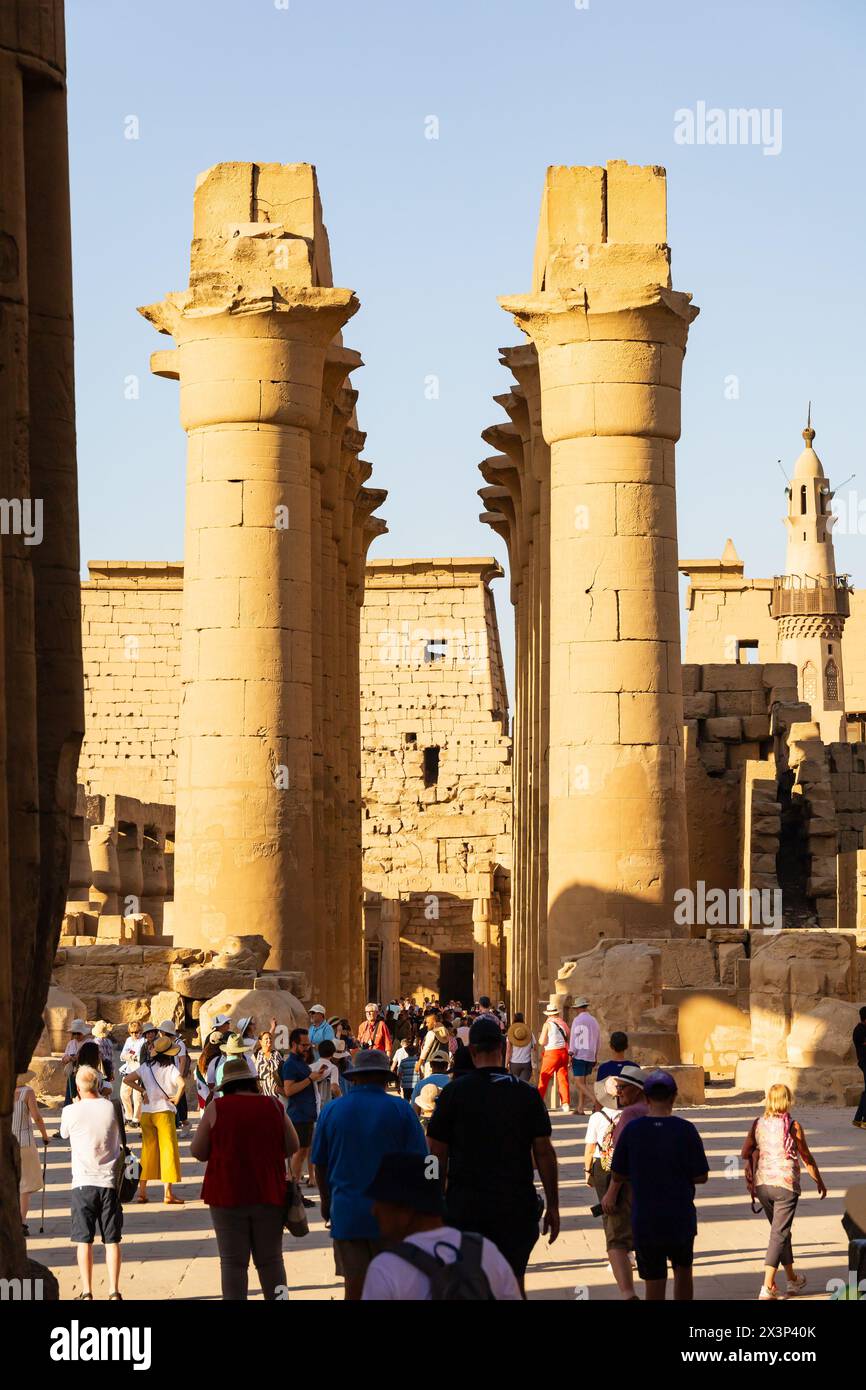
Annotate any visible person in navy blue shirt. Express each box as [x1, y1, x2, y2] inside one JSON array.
[[281, 1028, 327, 1189], [603, 1069, 709, 1300], [595, 1031, 635, 1083], [312, 1048, 426, 1300]]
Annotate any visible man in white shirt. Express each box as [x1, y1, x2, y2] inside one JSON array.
[[568, 997, 601, 1117], [59, 1064, 123, 1300], [361, 1152, 521, 1300]]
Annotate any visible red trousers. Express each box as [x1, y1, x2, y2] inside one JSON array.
[[538, 1048, 570, 1107]]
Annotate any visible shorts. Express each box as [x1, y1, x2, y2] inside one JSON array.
[[591, 1161, 632, 1250], [293, 1120, 315, 1148], [571, 1060, 594, 1078], [333, 1237, 383, 1281], [71, 1185, 123, 1245], [635, 1238, 694, 1281]]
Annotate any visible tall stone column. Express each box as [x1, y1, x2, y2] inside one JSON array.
[[311, 350, 362, 1002], [472, 894, 496, 1002], [141, 163, 359, 986], [500, 163, 698, 966], [378, 896, 402, 1002]]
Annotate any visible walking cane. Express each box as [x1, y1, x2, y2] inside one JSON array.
[[38, 1136, 50, 1233]]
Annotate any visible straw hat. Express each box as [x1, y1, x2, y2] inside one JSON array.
[[220, 1057, 257, 1087], [508, 1022, 531, 1047], [221, 1033, 255, 1056], [153, 1036, 180, 1058]]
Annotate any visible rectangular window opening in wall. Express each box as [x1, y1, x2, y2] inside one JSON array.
[[423, 746, 440, 787], [424, 639, 448, 663], [404, 732, 417, 744], [737, 639, 759, 664]]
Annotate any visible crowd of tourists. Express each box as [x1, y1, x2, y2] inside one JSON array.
[[13, 990, 862, 1301]]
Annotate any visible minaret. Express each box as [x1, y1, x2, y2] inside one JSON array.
[[771, 410, 850, 742]]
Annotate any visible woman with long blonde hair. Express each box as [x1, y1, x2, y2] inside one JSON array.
[[741, 1083, 827, 1300]]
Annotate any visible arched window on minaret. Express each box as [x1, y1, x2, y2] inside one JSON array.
[[800, 484, 807, 514], [802, 661, 817, 704], [825, 659, 839, 702]]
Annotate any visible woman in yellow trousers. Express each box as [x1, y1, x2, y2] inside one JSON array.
[[125, 1034, 186, 1204]]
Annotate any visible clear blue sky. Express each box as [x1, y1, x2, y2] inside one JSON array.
[[67, 0, 866, 692]]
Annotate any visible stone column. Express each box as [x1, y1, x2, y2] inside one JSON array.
[[89, 823, 120, 916], [310, 349, 362, 1001], [500, 163, 698, 965], [472, 894, 496, 1002], [378, 896, 402, 1002], [502, 346, 550, 1009], [140, 828, 168, 932], [141, 163, 359, 985]]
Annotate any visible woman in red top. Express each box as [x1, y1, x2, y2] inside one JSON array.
[[191, 1057, 299, 1299]]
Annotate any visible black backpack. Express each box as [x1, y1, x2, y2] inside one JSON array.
[[391, 1232, 495, 1300]]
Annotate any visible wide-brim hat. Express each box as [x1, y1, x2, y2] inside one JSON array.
[[220, 1057, 257, 1087], [508, 1023, 531, 1046], [347, 1049, 391, 1077], [153, 1036, 180, 1057], [617, 1064, 647, 1090], [543, 1004, 561, 1016], [156, 1020, 178, 1037], [365, 1153, 444, 1215], [221, 1033, 255, 1056], [91, 1021, 112, 1039], [141, 1022, 157, 1034], [416, 1083, 442, 1114], [572, 997, 590, 1009], [235, 1016, 254, 1035], [70, 1019, 91, 1036], [213, 1014, 231, 1028]]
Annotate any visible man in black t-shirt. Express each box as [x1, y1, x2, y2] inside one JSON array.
[[853, 1007, 866, 1127], [426, 1016, 559, 1293]]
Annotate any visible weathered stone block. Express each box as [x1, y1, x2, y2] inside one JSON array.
[[169, 965, 257, 999], [704, 717, 742, 741]]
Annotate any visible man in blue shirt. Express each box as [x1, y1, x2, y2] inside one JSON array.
[[308, 1004, 336, 1059], [281, 1028, 327, 1187], [603, 1069, 709, 1301], [311, 1048, 426, 1300]]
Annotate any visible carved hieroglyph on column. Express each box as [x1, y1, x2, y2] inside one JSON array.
[[497, 163, 698, 971], [140, 163, 374, 990]]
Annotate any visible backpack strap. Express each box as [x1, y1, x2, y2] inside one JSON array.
[[458, 1231, 485, 1272], [391, 1241, 445, 1279]]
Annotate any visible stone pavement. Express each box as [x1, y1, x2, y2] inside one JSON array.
[[26, 1088, 863, 1302]]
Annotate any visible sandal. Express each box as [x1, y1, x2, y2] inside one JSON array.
[[165, 1195, 185, 1205], [135, 1194, 149, 1203]]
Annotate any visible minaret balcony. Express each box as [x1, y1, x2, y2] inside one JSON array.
[[770, 574, 851, 619]]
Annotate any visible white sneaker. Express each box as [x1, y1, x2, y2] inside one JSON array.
[[560, 1105, 571, 1114], [758, 1285, 786, 1300], [786, 1273, 807, 1296]]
